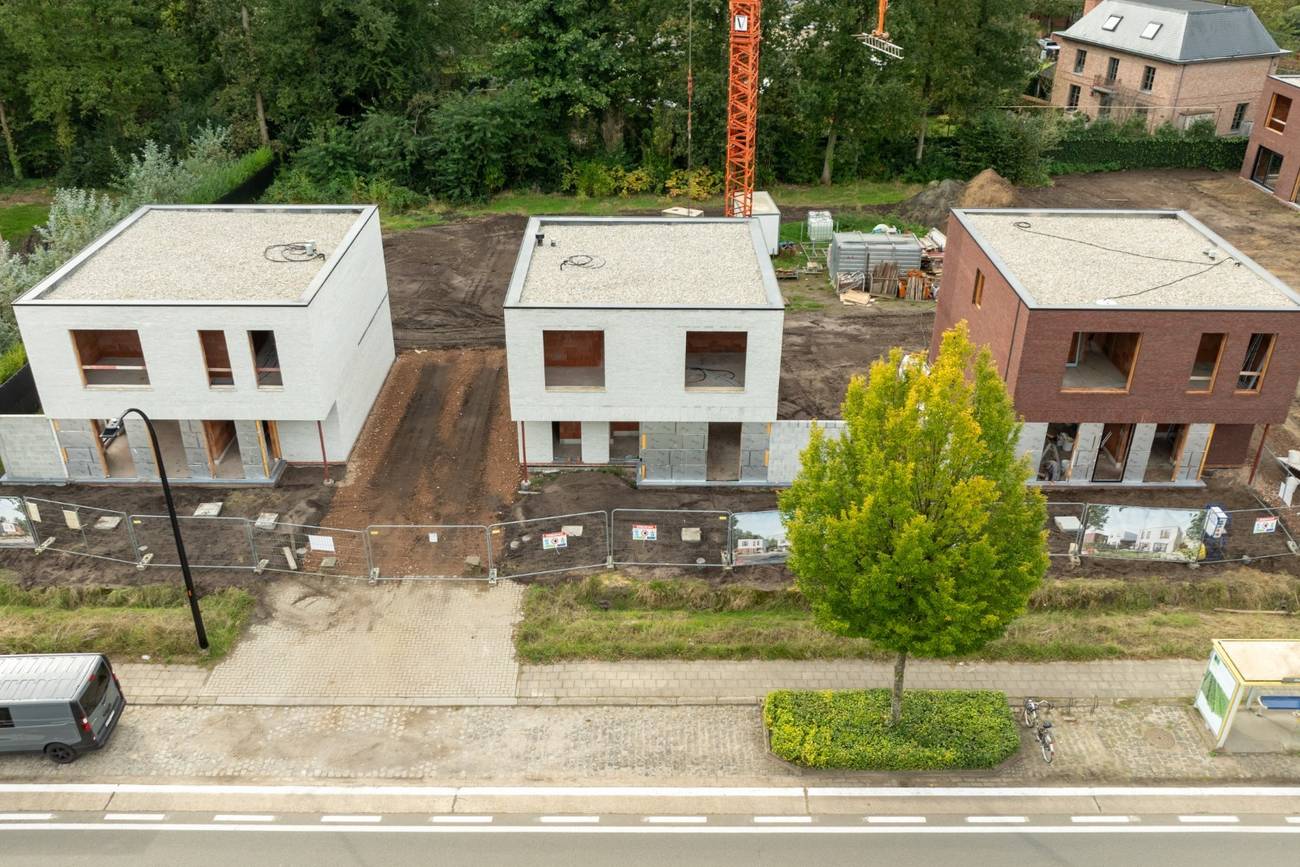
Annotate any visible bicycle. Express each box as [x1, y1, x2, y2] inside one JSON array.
[[1034, 720, 1056, 763], [1022, 697, 1052, 728]]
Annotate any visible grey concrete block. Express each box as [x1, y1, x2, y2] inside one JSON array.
[[645, 433, 681, 450], [641, 449, 671, 467], [675, 422, 706, 436], [740, 434, 769, 451], [644, 463, 673, 481], [680, 434, 706, 451], [741, 422, 769, 436], [641, 422, 675, 434], [63, 447, 92, 463], [741, 466, 768, 482], [743, 449, 766, 468], [672, 464, 706, 480]]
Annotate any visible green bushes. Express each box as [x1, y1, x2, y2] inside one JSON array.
[[1048, 135, 1247, 174], [764, 689, 1020, 770], [181, 146, 274, 205], [0, 341, 26, 383]]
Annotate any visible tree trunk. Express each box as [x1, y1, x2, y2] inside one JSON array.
[[820, 123, 837, 186], [241, 5, 271, 146], [0, 97, 21, 180], [914, 111, 928, 165], [600, 106, 625, 153], [890, 649, 908, 726]]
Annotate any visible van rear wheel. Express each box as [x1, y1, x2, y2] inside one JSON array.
[[44, 743, 78, 764]]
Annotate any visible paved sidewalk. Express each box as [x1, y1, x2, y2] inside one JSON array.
[[2, 701, 1296, 785], [515, 659, 1206, 704]]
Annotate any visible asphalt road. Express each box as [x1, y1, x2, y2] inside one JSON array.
[[2, 821, 1298, 867]]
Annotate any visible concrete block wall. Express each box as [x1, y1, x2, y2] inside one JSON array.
[[740, 422, 770, 482], [522, 420, 553, 463], [1174, 423, 1214, 482], [55, 419, 104, 480], [178, 419, 212, 479], [234, 420, 268, 480], [767, 420, 848, 485], [122, 417, 158, 480], [1016, 422, 1048, 475], [0, 416, 66, 481], [1122, 423, 1157, 483], [1068, 423, 1102, 483], [580, 421, 610, 464], [642, 422, 707, 482]]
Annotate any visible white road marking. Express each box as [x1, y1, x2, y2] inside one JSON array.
[[1072, 816, 1132, 824], [0, 814, 52, 821], [0, 823, 1298, 835], [539, 816, 600, 824], [966, 816, 1028, 824], [104, 813, 165, 822], [213, 815, 275, 823], [808, 786, 1300, 798], [430, 816, 493, 824], [1179, 816, 1240, 824], [320, 815, 382, 824], [646, 816, 707, 824], [753, 816, 813, 824], [865, 816, 926, 824]]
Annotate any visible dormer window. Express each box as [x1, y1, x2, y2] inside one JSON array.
[[1140, 21, 1161, 39], [1102, 14, 1123, 31]]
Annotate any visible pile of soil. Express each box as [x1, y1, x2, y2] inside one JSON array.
[[959, 168, 1018, 208], [893, 178, 966, 228]]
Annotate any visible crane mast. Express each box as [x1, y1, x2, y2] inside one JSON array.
[[724, 0, 762, 218]]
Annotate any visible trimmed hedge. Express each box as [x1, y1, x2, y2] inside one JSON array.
[[764, 688, 1020, 770], [1048, 136, 1247, 173]]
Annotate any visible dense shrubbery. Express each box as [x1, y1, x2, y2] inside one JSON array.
[[764, 689, 1020, 770]]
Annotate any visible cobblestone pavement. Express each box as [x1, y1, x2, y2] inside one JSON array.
[[196, 577, 523, 700], [2, 702, 1296, 785], [516, 659, 1207, 703]]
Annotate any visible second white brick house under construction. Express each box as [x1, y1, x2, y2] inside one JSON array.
[[3, 204, 394, 484], [504, 216, 787, 484]]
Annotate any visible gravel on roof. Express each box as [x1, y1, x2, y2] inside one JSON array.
[[518, 221, 771, 306], [963, 212, 1298, 309], [43, 208, 363, 302]]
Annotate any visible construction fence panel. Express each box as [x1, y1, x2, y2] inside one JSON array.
[[610, 509, 731, 567], [129, 514, 256, 570], [1045, 501, 1087, 558], [251, 522, 371, 579], [365, 524, 491, 580], [23, 497, 136, 563], [0, 496, 37, 548], [489, 511, 609, 579], [1199, 507, 1298, 564]]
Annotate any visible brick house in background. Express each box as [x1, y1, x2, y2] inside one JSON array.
[[931, 208, 1300, 487], [1241, 74, 1300, 206], [1050, 0, 1287, 134]]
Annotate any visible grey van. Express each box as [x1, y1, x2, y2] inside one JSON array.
[[0, 654, 126, 763]]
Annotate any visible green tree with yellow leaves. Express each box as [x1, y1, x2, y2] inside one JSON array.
[[779, 323, 1048, 725]]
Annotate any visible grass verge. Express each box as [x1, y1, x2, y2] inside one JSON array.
[[514, 572, 1300, 663], [0, 202, 50, 247], [764, 689, 1020, 770], [0, 580, 253, 662]]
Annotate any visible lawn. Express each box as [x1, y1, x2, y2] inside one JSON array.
[[0, 578, 253, 663], [379, 178, 920, 232], [514, 572, 1300, 663], [0, 202, 49, 247]]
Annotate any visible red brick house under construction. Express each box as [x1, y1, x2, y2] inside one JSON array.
[[931, 208, 1300, 486]]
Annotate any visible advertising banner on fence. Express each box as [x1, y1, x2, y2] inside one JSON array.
[[1081, 504, 1205, 562], [0, 497, 34, 547], [731, 510, 791, 565]]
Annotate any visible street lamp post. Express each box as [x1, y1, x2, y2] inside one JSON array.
[[105, 408, 208, 651]]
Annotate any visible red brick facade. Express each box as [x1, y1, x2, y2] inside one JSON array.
[[932, 212, 1300, 473], [1240, 76, 1300, 206]]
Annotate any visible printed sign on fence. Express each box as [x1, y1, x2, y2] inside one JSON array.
[[307, 533, 336, 553], [1254, 516, 1278, 534], [542, 531, 568, 550], [428, 532, 439, 543], [631, 523, 657, 541]]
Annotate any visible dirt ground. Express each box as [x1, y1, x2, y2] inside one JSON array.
[[382, 216, 525, 351], [0, 467, 336, 589]]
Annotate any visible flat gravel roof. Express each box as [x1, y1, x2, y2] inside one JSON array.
[[960, 210, 1299, 309], [517, 221, 772, 306], [39, 207, 365, 302]]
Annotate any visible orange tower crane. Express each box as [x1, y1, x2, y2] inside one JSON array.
[[860, 0, 903, 60], [723, 0, 762, 218]]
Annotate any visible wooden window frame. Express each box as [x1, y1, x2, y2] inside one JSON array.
[[248, 330, 283, 389], [542, 329, 606, 392], [971, 269, 984, 308], [1265, 93, 1291, 134], [70, 329, 150, 389], [1059, 332, 1142, 395], [199, 330, 234, 389], [1234, 333, 1276, 395], [1185, 332, 1226, 394]]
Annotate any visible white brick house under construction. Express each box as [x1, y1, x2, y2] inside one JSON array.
[[0, 204, 394, 484], [504, 216, 796, 485]]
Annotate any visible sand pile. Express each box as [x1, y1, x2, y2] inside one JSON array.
[[959, 168, 1017, 208]]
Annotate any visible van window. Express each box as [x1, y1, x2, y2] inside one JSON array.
[[0, 707, 12, 728], [78, 661, 112, 715]]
